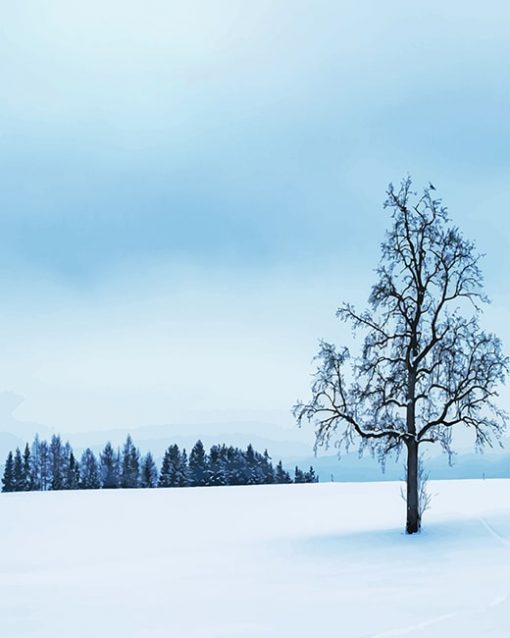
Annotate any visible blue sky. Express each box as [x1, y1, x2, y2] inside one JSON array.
[[1, 1, 510, 435]]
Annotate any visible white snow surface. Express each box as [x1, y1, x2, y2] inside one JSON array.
[[1, 479, 510, 637]]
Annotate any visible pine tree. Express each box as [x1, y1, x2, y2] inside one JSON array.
[[50, 435, 64, 490], [245, 444, 264, 485], [2, 451, 14, 492], [13, 448, 24, 491], [22, 443, 32, 491], [140, 452, 158, 488], [100, 442, 120, 489], [189, 440, 208, 486], [303, 466, 318, 483], [30, 435, 42, 491], [66, 452, 80, 490], [275, 460, 292, 484], [61, 441, 73, 488], [208, 445, 227, 486], [80, 448, 100, 489], [158, 448, 172, 487], [261, 449, 275, 484], [177, 449, 190, 487], [39, 440, 51, 491], [226, 447, 245, 485], [120, 435, 140, 488], [294, 466, 305, 483]]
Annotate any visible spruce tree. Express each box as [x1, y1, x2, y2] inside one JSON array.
[[30, 435, 42, 491], [229, 447, 248, 485], [189, 440, 208, 486], [158, 448, 172, 487], [303, 466, 318, 483], [245, 444, 263, 485], [176, 448, 190, 487], [294, 466, 305, 483], [208, 445, 227, 486], [100, 442, 120, 488], [50, 435, 64, 490], [275, 460, 292, 484], [39, 440, 51, 491], [13, 448, 24, 491], [140, 452, 158, 488], [262, 450, 275, 484], [80, 448, 100, 489], [66, 452, 81, 490], [22, 443, 32, 491], [2, 451, 14, 492], [120, 435, 140, 488]]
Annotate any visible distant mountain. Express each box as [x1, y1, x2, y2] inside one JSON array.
[[62, 423, 313, 463], [288, 450, 510, 482]]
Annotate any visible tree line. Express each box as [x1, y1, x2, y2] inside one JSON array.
[[1, 434, 317, 492]]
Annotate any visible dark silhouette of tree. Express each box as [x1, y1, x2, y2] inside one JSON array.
[[65, 452, 80, 490], [100, 442, 120, 489], [208, 445, 228, 486], [80, 448, 100, 489], [39, 440, 51, 491], [303, 466, 318, 483], [189, 440, 208, 486], [294, 466, 305, 483], [2, 451, 14, 492], [275, 460, 292, 484], [30, 435, 42, 491], [22, 443, 32, 491], [177, 449, 190, 487], [140, 452, 158, 488], [13, 448, 24, 491], [295, 178, 508, 533], [228, 447, 248, 485], [50, 435, 64, 491], [261, 450, 275, 484], [120, 435, 140, 488]]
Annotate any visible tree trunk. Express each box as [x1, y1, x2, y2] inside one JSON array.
[[406, 440, 420, 534]]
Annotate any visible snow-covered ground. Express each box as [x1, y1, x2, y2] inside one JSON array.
[[1, 480, 510, 637]]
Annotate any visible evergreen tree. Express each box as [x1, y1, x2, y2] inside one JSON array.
[[158, 445, 189, 487], [30, 434, 42, 491], [275, 460, 292, 484], [2, 451, 14, 492], [22, 443, 32, 491], [303, 466, 318, 483], [176, 448, 190, 487], [208, 445, 228, 486], [228, 447, 248, 485], [50, 434, 64, 490], [39, 440, 51, 491], [100, 442, 120, 489], [189, 440, 208, 486], [13, 448, 24, 491], [294, 466, 305, 483], [65, 452, 81, 490], [140, 452, 158, 488], [261, 449, 275, 484], [120, 435, 140, 488], [80, 448, 100, 489], [158, 448, 172, 487], [245, 444, 264, 485], [61, 441, 73, 489]]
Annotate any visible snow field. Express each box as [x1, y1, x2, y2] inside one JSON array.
[[1, 479, 510, 637]]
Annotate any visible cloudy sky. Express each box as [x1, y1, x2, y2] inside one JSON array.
[[0, 1, 510, 435]]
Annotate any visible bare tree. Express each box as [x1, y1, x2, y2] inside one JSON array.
[[294, 177, 508, 534]]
